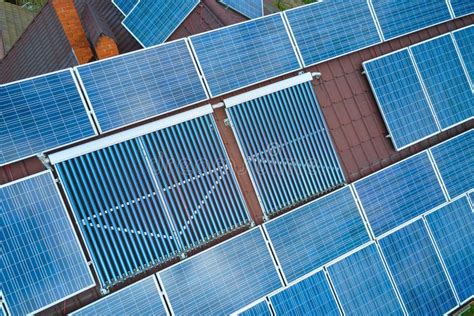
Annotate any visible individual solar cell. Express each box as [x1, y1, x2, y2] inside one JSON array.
[[270, 271, 340, 315], [379, 220, 457, 315], [0, 69, 96, 165], [264, 187, 370, 282], [328, 244, 404, 315], [122, 0, 199, 46], [426, 197, 473, 302], [285, 1, 381, 66], [190, 14, 301, 97], [410, 34, 473, 129], [72, 276, 167, 315], [238, 301, 271, 316], [449, 0, 474, 17], [220, 0, 263, 19], [363, 49, 439, 150], [112, 0, 137, 15], [159, 228, 282, 315], [371, 0, 452, 41], [354, 152, 446, 237], [452, 25, 474, 87], [76, 39, 208, 132], [1, 171, 95, 316], [430, 130, 473, 199], [227, 80, 345, 214]]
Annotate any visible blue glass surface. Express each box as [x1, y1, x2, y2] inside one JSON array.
[[112, 0, 137, 15], [453, 25, 474, 88], [122, 0, 199, 46], [285, 1, 381, 66], [328, 244, 403, 315], [270, 271, 340, 315], [430, 130, 473, 199], [426, 197, 474, 302], [371, 0, 451, 40], [264, 187, 370, 282], [1, 172, 95, 316], [410, 34, 473, 129], [76, 39, 208, 132], [363, 49, 439, 150], [379, 220, 457, 315], [190, 14, 300, 97], [239, 301, 271, 316], [72, 276, 167, 315], [449, 0, 474, 17], [0, 70, 95, 165], [354, 152, 446, 237], [221, 0, 263, 19], [159, 228, 282, 315]]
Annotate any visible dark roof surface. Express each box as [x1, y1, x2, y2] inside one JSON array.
[[81, 3, 116, 45]]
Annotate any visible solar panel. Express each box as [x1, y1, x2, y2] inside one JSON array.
[[371, 0, 452, 41], [354, 152, 446, 237], [0, 171, 95, 316], [269, 271, 340, 315], [452, 25, 474, 88], [220, 0, 263, 19], [226, 78, 345, 215], [426, 197, 473, 303], [284, 1, 381, 67], [363, 49, 439, 150], [264, 187, 370, 283], [122, 0, 199, 47], [430, 130, 473, 199], [379, 220, 457, 315], [327, 244, 404, 315], [238, 301, 271, 316], [159, 228, 282, 315], [72, 276, 167, 315], [449, 0, 474, 17], [410, 34, 473, 130], [0, 69, 96, 166], [190, 14, 301, 97], [76, 39, 208, 133], [112, 0, 137, 15]]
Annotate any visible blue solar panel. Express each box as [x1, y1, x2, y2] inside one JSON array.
[[159, 228, 282, 315], [122, 0, 199, 47], [285, 1, 381, 67], [270, 271, 340, 315], [328, 244, 404, 315], [449, 0, 474, 17], [190, 14, 301, 97], [410, 34, 473, 130], [112, 0, 137, 15], [238, 301, 271, 316], [426, 197, 473, 303], [371, 0, 452, 41], [220, 0, 263, 19], [379, 220, 457, 315], [355, 152, 446, 237], [363, 49, 439, 150], [0, 69, 96, 165], [1, 171, 95, 316], [453, 25, 474, 88], [76, 39, 208, 132], [72, 276, 167, 315], [430, 130, 473, 199], [264, 187, 370, 282]]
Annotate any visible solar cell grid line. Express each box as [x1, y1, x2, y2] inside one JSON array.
[[220, 0, 264, 19], [0, 171, 95, 316], [448, 0, 474, 18], [112, 0, 138, 16], [410, 34, 474, 130], [237, 300, 272, 316], [158, 227, 283, 315], [122, 0, 199, 47], [425, 196, 474, 303], [0, 68, 97, 166], [189, 13, 301, 97], [75, 38, 208, 133], [370, 0, 452, 41], [378, 219, 458, 315], [284, 0, 382, 67], [452, 25, 474, 89]]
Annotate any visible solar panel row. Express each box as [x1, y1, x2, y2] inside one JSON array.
[[452, 25, 474, 89], [220, 0, 263, 19], [449, 0, 474, 18]]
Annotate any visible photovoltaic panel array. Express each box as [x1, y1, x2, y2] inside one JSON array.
[[122, 0, 199, 47], [76, 39, 208, 133], [354, 152, 446, 237], [190, 14, 301, 97], [0, 69, 96, 165], [284, 1, 381, 67], [239, 301, 271, 316], [452, 25, 474, 88], [0, 171, 95, 316], [112, 0, 137, 15], [72, 276, 167, 315], [379, 220, 457, 315], [449, 0, 474, 17], [226, 79, 345, 214], [220, 0, 263, 19], [264, 187, 370, 282], [159, 228, 282, 315]]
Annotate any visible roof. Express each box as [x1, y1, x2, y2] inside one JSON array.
[[81, 3, 116, 45], [0, 1, 36, 55]]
